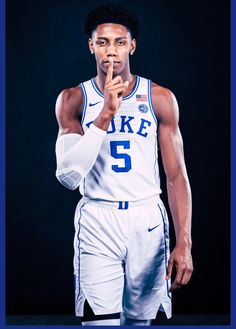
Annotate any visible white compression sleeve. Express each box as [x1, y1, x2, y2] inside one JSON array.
[[55, 124, 106, 190]]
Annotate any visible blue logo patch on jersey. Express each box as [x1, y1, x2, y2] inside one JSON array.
[[138, 104, 149, 113]]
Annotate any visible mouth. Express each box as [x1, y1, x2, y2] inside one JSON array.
[[102, 60, 121, 66]]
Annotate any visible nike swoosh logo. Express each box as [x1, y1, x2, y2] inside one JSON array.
[[148, 224, 161, 232], [89, 101, 102, 107]]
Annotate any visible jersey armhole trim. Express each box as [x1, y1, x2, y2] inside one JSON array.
[[91, 78, 104, 98], [80, 83, 87, 124], [148, 80, 158, 125]]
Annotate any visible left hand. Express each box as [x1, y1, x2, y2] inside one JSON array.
[[166, 245, 193, 291]]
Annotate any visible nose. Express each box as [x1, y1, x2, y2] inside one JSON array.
[[106, 44, 117, 56]]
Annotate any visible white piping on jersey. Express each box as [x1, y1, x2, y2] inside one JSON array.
[[80, 83, 87, 124]]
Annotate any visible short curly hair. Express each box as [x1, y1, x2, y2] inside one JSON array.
[[84, 4, 140, 39]]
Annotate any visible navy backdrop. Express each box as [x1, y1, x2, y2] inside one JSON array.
[[6, 0, 230, 316]]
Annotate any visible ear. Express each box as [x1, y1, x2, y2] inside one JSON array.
[[88, 38, 94, 54], [130, 39, 136, 55]]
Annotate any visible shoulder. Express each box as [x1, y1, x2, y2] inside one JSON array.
[[55, 85, 84, 117], [151, 82, 179, 125]]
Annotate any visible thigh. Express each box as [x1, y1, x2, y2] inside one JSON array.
[[79, 253, 125, 315], [123, 200, 171, 320], [74, 199, 126, 316]]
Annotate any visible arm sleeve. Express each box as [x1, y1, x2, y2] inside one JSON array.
[[55, 124, 106, 190]]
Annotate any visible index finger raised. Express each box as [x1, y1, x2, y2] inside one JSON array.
[[105, 58, 113, 84]]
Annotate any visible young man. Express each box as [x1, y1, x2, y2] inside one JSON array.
[[55, 4, 193, 326]]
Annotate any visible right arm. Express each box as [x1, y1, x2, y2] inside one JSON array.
[[55, 58, 129, 190]]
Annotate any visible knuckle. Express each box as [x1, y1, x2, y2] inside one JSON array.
[[172, 284, 179, 290], [178, 265, 185, 272]]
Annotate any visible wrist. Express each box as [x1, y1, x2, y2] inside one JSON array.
[[175, 234, 192, 249], [100, 108, 114, 120], [93, 110, 114, 131]]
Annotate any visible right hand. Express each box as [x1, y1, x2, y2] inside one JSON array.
[[103, 58, 129, 116]]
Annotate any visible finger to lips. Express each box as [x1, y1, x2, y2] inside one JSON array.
[[105, 58, 113, 83]]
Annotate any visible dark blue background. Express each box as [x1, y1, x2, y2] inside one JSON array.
[[6, 0, 230, 318]]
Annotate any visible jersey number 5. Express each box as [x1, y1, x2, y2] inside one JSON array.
[[110, 141, 132, 173]]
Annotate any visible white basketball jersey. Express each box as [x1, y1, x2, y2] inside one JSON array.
[[79, 76, 162, 201]]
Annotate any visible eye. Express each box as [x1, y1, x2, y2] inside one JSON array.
[[96, 40, 107, 46], [117, 40, 126, 46]]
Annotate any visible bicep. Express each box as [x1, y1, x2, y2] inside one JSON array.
[[55, 88, 84, 136], [154, 88, 187, 180], [158, 124, 187, 181]]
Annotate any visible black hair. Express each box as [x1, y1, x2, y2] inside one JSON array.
[[84, 4, 140, 39]]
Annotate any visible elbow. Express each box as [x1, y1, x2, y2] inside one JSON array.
[[55, 168, 82, 191], [167, 172, 190, 189], [58, 178, 79, 190]]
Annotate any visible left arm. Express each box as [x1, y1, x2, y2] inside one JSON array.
[[152, 83, 193, 291]]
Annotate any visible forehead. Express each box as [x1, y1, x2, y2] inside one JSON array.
[[92, 23, 131, 39]]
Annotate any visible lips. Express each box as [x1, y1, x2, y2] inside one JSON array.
[[103, 60, 121, 64]]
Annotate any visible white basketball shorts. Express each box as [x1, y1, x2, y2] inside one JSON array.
[[73, 195, 172, 320]]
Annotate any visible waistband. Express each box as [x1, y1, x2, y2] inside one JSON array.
[[82, 194, 161, 210]]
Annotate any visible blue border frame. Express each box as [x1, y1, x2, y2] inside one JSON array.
[[0, 0, 5, 326], [1, 0, 234, 328], [230, 0, 235, 328]]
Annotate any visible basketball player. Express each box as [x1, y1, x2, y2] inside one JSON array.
[[55, 4, 193, 326]]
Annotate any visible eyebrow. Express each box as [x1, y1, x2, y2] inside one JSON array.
[[96, 37, 128, 41]]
